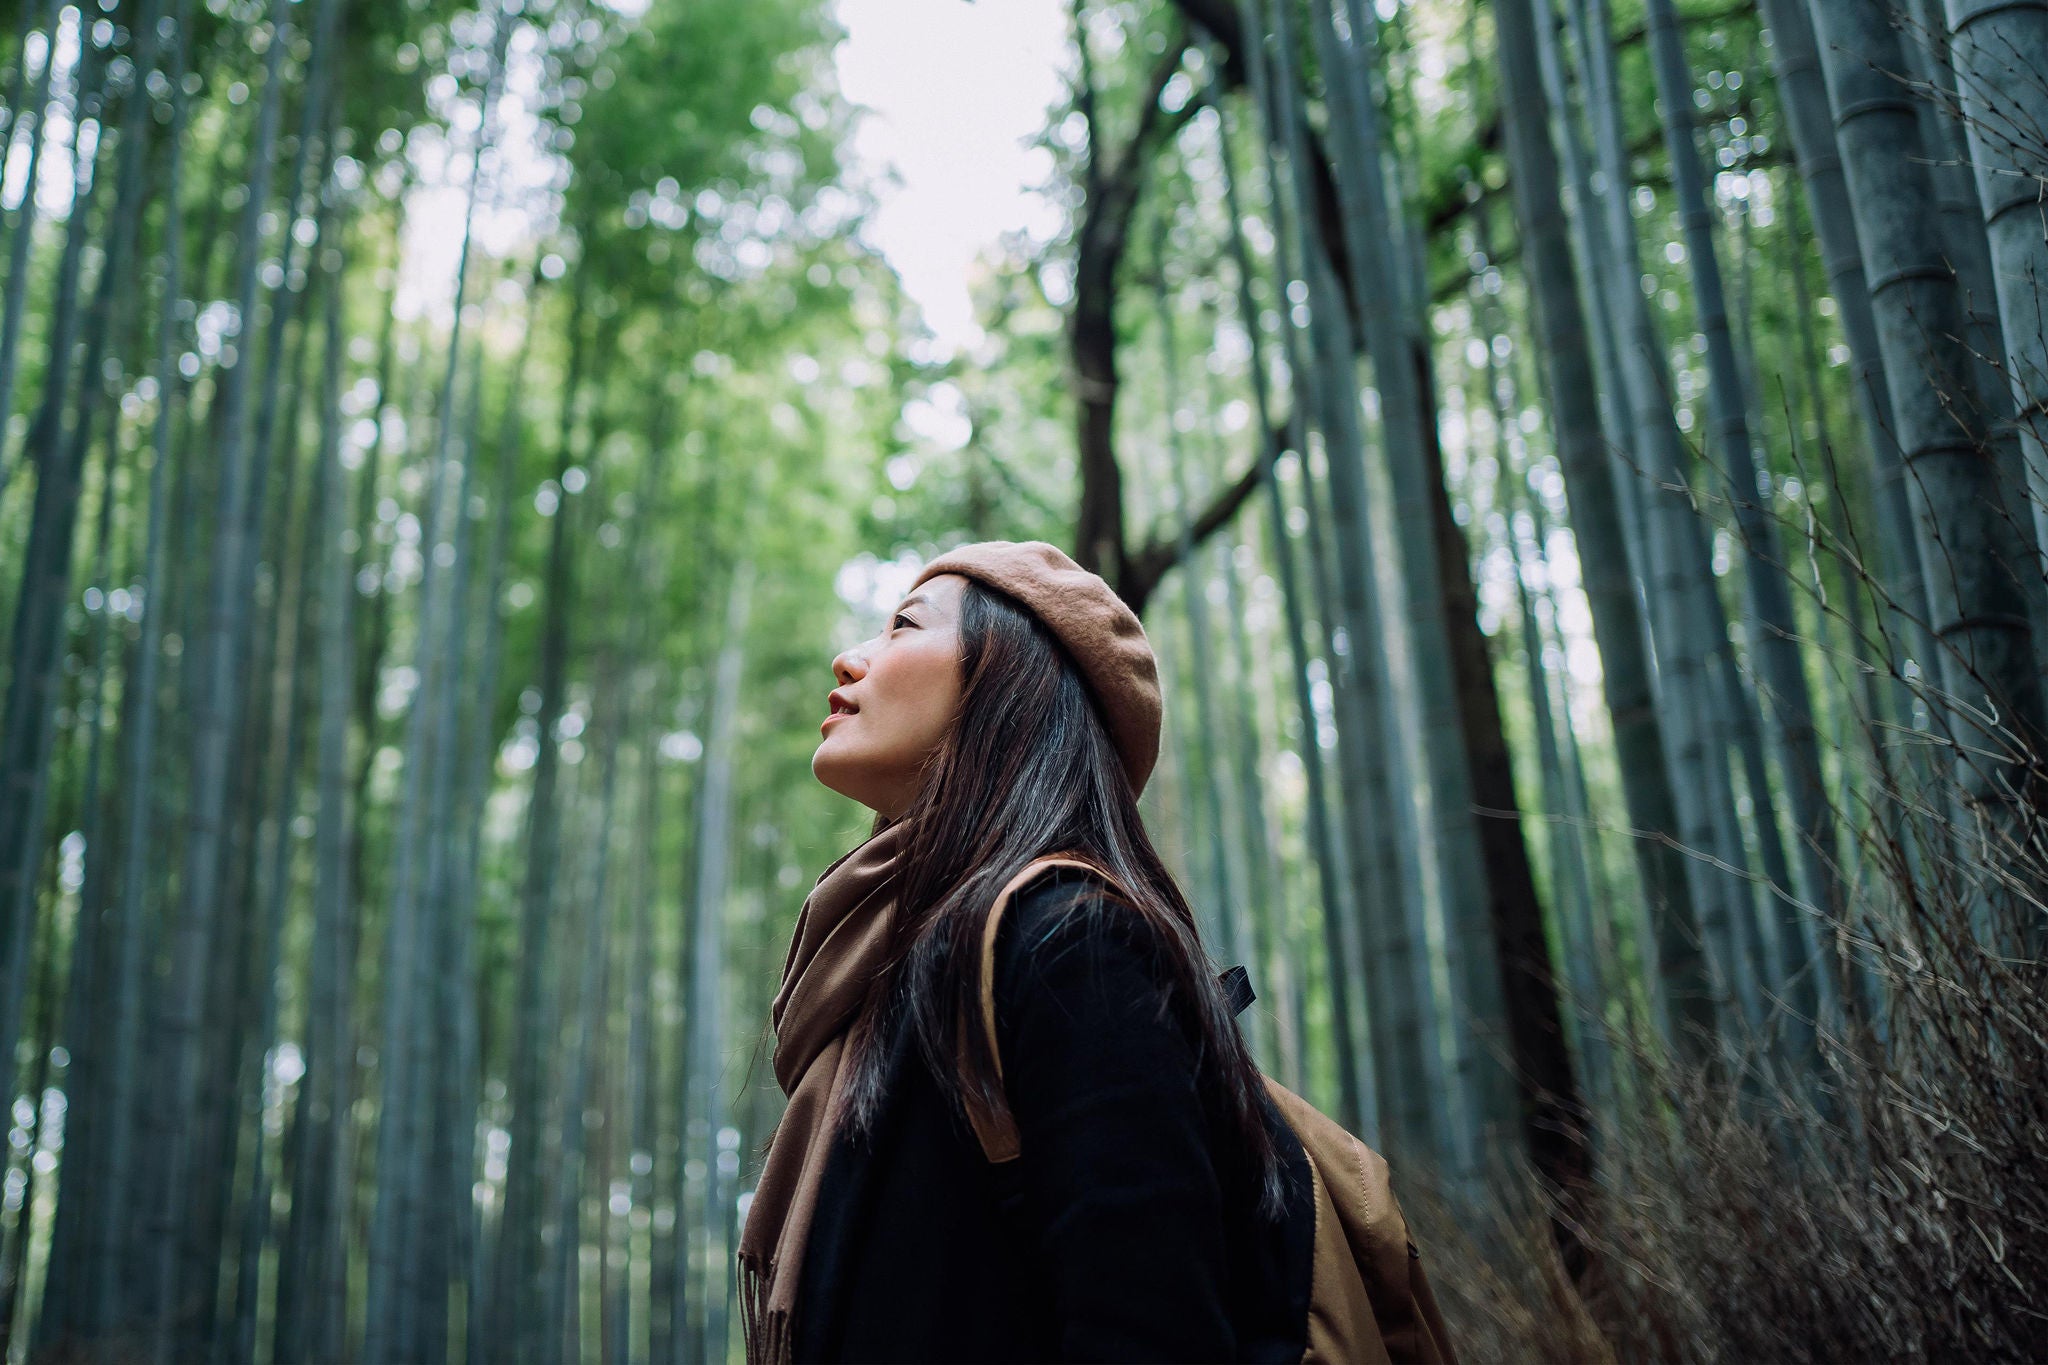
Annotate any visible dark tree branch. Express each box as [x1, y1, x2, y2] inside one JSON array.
[[1073, 0, 1104, 198], [1068, 15, 1196, 593], [1122, 451, 1267, 616]]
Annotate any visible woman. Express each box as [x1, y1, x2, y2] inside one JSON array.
[[738, 540, 1316, 1365]]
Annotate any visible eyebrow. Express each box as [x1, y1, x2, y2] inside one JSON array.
[[893, 594, 932, 613]]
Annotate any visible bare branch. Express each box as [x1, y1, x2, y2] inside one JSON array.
[[1122, 453, 1265, 616]]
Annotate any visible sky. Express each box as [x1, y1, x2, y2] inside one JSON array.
[[825, 0, 1072, 621], [368, 0, 1073, 625], [831, 0, 1070, 356], [378, 0, 1069, 355]]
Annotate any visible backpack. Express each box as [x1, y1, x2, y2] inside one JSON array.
[[959, 857, 1456, 1365]]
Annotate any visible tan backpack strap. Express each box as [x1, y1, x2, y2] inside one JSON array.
[[959, 856, 1111, 1164]]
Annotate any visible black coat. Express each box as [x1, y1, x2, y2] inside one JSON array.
[[792, 868, 1317, 1364]]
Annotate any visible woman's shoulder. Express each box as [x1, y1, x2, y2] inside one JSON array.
[[995, 860, 1177, 1005], [1006, 859, 1153, 940], [1008, 858, 1130, 911]]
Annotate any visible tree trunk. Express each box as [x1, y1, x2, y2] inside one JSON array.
[[227, 326, 325, 1365], [1563, 0, 1774, 1040], [0, 0, 122, 1087], [0, 909, 61, 1356], [1505, 471, 1616, 1130], [1253, 0, 1450, 1159], [1202, 331, 1302, 1086], [1941, 0, 2048, 584], [147, 0, 293, 1349], [620, 727, 659, 1365], [81, 3, 190, 1337], [345, 218, 410, 955], [550, 653, 625, 1364], [1301, 0, 1545, 1181], [1523, 0, 1645, 573], [363, 31, 497, 1354], [1158, 255, 1255, 984], [26, 303, 131, 1352], [1068, 7, 1185, 592], [677, 564, 751, 1364], [1753, 0, 1930, 675], [1898, 0, 2048, 619], [183, 10, 346, 1347], [1492, 0, 1717, 1058], [492, 255, 592, 1365], [1212, 69, 1370, 1132], [1807, 0, 2048, 929], [275, 180, 354, 1365], [1641, 0, 1843, 1046], [1774, 188, 1889, 1023], [0, 0, 63, 496], [1417, 337, 1594, 1215]]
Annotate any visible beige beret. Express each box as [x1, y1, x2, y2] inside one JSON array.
[[912, 540, 1162, 796]]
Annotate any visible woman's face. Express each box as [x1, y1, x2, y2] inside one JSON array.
[[812, 572, 968, 819]]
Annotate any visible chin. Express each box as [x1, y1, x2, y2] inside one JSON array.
[[811, 746, 858, 801], [814, 756, 897, 819]]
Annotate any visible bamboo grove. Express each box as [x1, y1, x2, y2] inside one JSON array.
[[0, 0, 2043, 1358]]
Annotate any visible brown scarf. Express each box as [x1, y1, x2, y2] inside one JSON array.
[[738, 819, 913, 1365]]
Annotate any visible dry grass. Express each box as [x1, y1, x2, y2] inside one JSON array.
[[1416, 785, 2048, 1363]]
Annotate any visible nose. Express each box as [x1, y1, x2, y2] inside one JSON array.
[[832, 639, 872, 686]]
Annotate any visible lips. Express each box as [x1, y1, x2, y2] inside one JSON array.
[[822, 690, 859, 735]]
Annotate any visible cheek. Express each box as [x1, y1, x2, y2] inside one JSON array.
[[903, 655, 963, 739], [873, 649, 961, 751]]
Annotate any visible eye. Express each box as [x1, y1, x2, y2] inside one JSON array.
[[893, 612, 916, 630]]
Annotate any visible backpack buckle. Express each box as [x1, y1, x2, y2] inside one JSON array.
[[1218, 964, 1255, 1016]]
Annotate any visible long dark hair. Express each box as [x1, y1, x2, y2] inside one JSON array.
[[836, 577, 1285, 1213]]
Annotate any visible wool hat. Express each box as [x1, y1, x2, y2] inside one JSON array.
[[911, 540, 1162, 796]]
